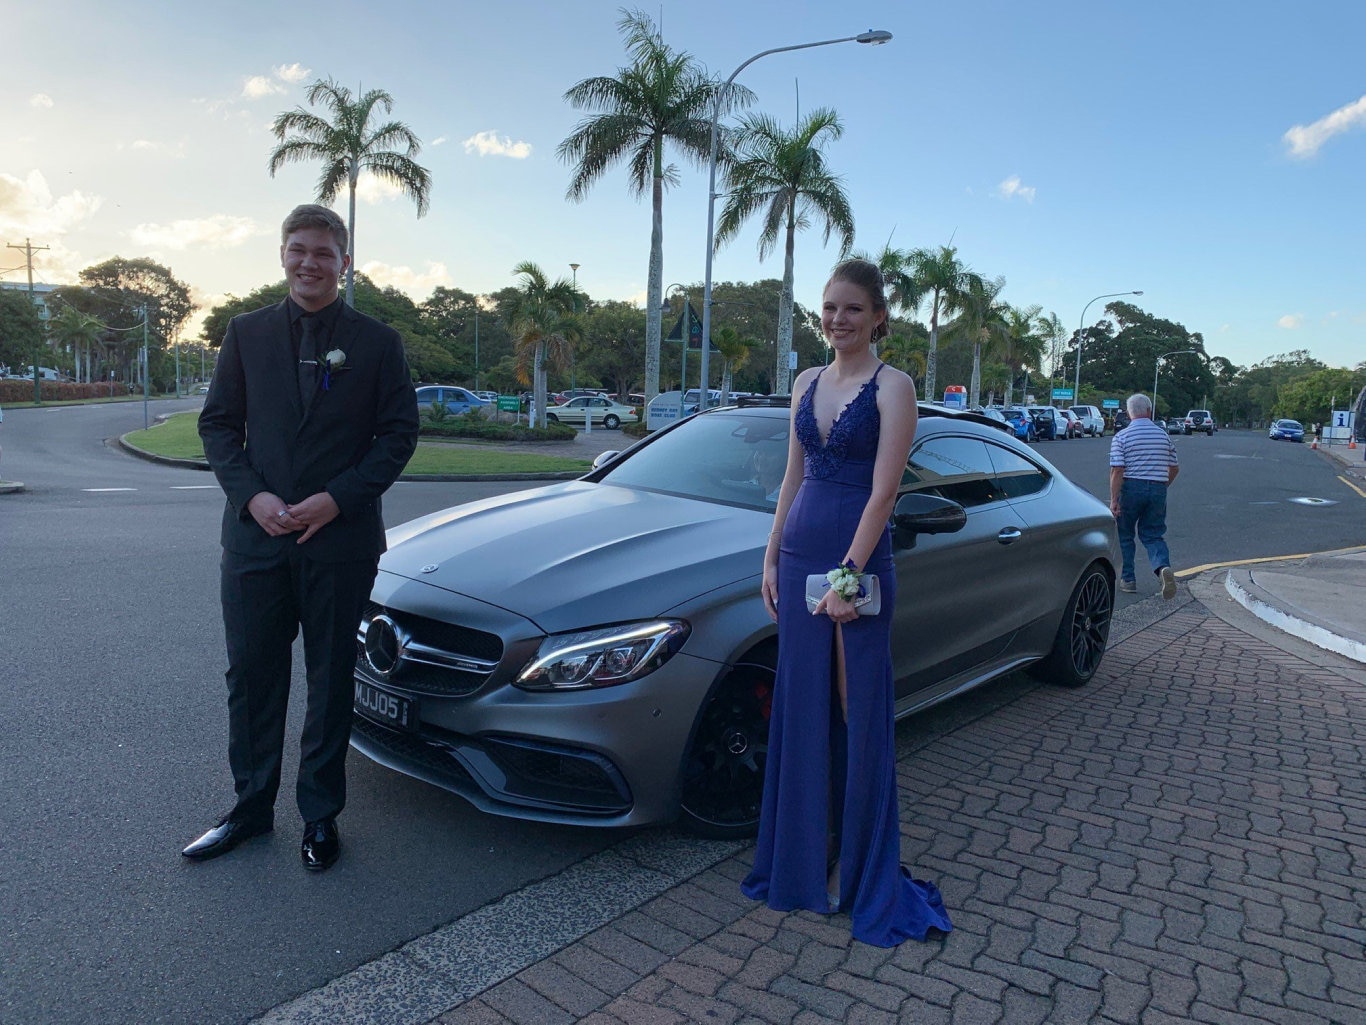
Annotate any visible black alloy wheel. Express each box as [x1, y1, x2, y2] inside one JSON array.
[[1029, 563, 1113, 688], [678, 664, 773, 838]]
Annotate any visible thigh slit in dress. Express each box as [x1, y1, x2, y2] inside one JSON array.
[[741, 364, 952, 947]]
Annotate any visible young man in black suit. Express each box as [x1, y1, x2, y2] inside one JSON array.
[[184, 204, 419, 871]]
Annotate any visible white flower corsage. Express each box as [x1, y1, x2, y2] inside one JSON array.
[[826, 565, 862, 601], [322, 349, 347, 390]]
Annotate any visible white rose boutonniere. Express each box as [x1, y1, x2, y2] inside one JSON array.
[[322, 349, 347, 390]]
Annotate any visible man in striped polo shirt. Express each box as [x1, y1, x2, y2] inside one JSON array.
[[1109, 393, 1180, 598]]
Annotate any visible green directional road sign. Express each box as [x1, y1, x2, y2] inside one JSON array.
[[497, 395, 519, 412], [1052, 388, 1074, 401]]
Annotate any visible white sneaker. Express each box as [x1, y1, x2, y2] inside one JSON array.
[[1160, 567, 1177, 600]]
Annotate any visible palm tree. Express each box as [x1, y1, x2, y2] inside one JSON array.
[[880, 332, 928, 387], [1035, 310, 1067, 401], [715, 108, 855, 394], [558, 10, 746, 408], [268, 78, 432, 306], [1000, 304, 1045, 408], [710, 326, 754, 404], [900, 245, 984, 402], [48, 305, 102, 383], [954, 275, 1009, 408], [498, 262, 582, 429]]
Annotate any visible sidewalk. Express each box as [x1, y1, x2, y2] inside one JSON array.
[[256, 547, 1366, 1024]]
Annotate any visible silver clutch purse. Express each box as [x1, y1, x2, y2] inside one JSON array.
[[804, 573, 881, 616]]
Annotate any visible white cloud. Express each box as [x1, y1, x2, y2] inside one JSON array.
[[360, 260, 452, 297], [1276, 314, 1304, 330], [29, 93, 54, 109], [274, 62, 311, 84], [242, 75, 285, 99], [1283, 94, 1366, 158], [352, 175, 408, 205], [128, 138, 187, 158], [463, 130, 533, 159], [431, 136, 448, 147], [992, 175, 1036, 203], [128, 215, 264, 251], [0, 170, 102, 237]]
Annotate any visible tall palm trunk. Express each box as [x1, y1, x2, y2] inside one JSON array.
[[925, 291, 942, 402], [644, 152, 664, 407], [345, 164, 359, 306], [970, 341, 982, 408], [775, 208, 796, 394], [533, 343, 546, 429]]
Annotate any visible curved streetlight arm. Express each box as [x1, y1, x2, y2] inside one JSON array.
[[700, 30, 892, 398], [1074, 289, 1142, 405]]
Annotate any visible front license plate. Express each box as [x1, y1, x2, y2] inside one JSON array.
[[354, 680, 417, 732]]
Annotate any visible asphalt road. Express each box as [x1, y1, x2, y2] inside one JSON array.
[[0, 402, 1360, 1025]]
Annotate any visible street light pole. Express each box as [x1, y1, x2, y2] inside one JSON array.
[[1075, 290, 1142, 405], [1153, 349, 1198, 418], [700, 29, 892, 399], [571, 263, 588, 433]]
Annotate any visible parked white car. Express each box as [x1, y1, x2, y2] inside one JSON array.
[[1066, 405, 1106, 437]]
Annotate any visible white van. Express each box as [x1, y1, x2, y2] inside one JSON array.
[[1066, 405, 1106, 436]]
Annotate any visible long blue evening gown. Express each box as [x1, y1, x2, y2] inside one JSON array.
[[741, 363, 952, 947]]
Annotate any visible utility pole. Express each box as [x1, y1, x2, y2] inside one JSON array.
[[7, 238, 50, 404]]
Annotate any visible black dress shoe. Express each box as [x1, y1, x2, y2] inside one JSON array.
[[301, 818, 340, 872], [181, 815, 273, 861]]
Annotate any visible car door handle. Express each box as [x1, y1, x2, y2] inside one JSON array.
[[997, 527, 1023, 544]]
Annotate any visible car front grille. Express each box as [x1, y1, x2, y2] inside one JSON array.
[[356, 603, 503, 697]]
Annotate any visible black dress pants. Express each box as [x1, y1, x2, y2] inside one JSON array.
[[220, 547, 378, 824]]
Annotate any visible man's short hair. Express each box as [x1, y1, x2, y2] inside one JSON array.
[[1127, 393, 1153, 417], [281, 204, 348, 254]]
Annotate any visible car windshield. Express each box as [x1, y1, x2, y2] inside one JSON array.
[[1280, 420, 1302, 429], [597, 411, 789, 511]]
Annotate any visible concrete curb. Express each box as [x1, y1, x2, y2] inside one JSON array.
[[1224, 565, 1366, 664]]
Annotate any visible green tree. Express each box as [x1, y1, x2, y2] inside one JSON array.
[[579, 300, 648, 397], [951, 275, 1009, 407], [269, 78, 432, 307], [558, 9, 746, 407], [710, 326, 754, 403], [48, 305, 103, 383], [881, 332, 928, 386], [1034, 310, 1067, 398], [899, 245, 984, 402], [1273, 367, 1365, 427], [71, 257, 195, 390], [0, 288, 44, 376], [714, 108, 855, 393], [499, 263, 583, 428], [1000, 304, 1044, 408]]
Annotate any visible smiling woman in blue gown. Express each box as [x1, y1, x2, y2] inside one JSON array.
[[742, 259, 952, 947]]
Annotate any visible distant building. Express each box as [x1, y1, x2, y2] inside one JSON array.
[[0, 281, 57, 322]]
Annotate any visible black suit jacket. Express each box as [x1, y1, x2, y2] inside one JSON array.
[[199, 299, 419, 563]]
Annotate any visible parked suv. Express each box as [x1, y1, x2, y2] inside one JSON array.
[[1067, 405, 1106, 437], [1182, 409, 1215, 436]]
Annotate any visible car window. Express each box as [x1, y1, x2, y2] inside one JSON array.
[[985, 442, 1050, 499], [598, 412, 789, 510], [902, 436, 1004, 508]]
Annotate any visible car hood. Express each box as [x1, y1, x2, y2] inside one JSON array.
[[381, 482, 765, 633]]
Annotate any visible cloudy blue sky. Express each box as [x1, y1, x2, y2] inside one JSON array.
[[2, 0, 1362, 371]]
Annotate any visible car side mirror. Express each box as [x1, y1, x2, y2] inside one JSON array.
[[892, 492, 968, 549]]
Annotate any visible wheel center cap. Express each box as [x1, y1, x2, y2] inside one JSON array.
[[725, 730, 749, 756]]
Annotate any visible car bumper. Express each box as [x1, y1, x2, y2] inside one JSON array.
[[349, 575, 718, 829]]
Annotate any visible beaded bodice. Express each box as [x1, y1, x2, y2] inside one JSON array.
[[794, 364, 884, 479]]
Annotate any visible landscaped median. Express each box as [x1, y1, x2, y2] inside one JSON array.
[[120, 411, 594, 479]]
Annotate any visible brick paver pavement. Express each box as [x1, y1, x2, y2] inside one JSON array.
[[432, 602, 1366, 1025]]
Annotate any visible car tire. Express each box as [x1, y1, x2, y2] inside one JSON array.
[[1028, 562, 1113, 689], [547, 414, 558, 422], [604, 414, 621, 429], [678, 660, 773, 839]]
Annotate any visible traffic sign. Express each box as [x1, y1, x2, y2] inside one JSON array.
[[1052, 388, 1074, 401], [1102, 398, 1120, 409], [496, 395, 519, 412]]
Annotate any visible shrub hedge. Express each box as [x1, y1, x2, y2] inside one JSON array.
[[0, 380, 130, 403], [420, 411, 576, 442]]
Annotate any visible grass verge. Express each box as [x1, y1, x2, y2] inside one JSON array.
[[124, 412, 592, 475]]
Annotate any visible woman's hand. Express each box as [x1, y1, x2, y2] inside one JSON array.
[[814, 589, 858, 624], [761, 563, 780, 622]]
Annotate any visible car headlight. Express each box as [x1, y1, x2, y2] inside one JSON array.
[[515, 620, 690, 691]]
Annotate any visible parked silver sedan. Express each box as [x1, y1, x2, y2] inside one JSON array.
[[351, 402, 1120, 837]]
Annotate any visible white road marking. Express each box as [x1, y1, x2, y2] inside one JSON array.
[[82, 487, 137, 492], [169, 485, 219, 490]]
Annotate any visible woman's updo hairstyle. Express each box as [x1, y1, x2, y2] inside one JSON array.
[[825, 258, 890, 342]]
